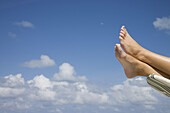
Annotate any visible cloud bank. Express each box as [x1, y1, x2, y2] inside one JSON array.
[[0, 63, 170, 113], [22, 55, 56, 68]]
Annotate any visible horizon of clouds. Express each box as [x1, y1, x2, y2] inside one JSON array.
[[0, 62, 170, 113], [14, 21, 34, 28], [22, 55, 56, 68], [153, 16, 170, 35]]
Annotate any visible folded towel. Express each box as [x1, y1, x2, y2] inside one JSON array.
[[147, 73, 170, 97]]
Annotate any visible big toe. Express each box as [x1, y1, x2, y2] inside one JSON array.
[[121, 26, 127, 34], [115, 44, 120, 58], [116, 44, 126, 58]]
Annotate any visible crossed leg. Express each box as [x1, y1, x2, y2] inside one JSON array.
[[115, 26, 170, 79], [115, 44, 168, 78]]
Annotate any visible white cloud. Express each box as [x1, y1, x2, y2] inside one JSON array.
[[27, 75, 53, 90], [153, 16, 170, 30], [27, 75, 56, 100], [0, 63, 170, 113], [22, 55, 56, 68], [14, 21, 34, 28], [0, 74, 25, 98], [8, 32, 16, 38], [53, 63, 87, 81], [0, 87, 25, 98], [73, 82, 109, 104], [2, 74, 25, 87], [110, 78, 158, 109], [29, 88, 56, 101]]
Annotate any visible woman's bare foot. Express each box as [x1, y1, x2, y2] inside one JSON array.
[[119, 26, 170, 77], [115, 44, 159, 78], [119, 26, 146, 60]]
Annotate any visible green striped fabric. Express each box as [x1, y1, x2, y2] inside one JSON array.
[[147, 73, 170, 97]]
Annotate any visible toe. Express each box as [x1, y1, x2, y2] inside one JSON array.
[[119, 36, 123, 40], [116, 44, 126, 58], [124, 28, 127, 34], [114, 45, 116, 51], [115, 44, 121, 53], [121, 26, 127, 32], [116, 44, 122, 53], [121, 26, 125, 30], [121, 26, 125, 29], [120, 30, 125, 35], [115, 45, 120, 58], [119, 32, 124, 37]]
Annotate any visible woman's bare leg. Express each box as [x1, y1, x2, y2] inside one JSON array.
[[114, 44, 169, 79], [119, 26, 170, 76], [152, 67, 170, 79]]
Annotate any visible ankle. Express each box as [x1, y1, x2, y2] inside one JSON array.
[[135, 61, 151, 77], [136, 47, 148, 62]]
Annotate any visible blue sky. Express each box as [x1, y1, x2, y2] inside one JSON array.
[[0, 0, 170, 113]]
